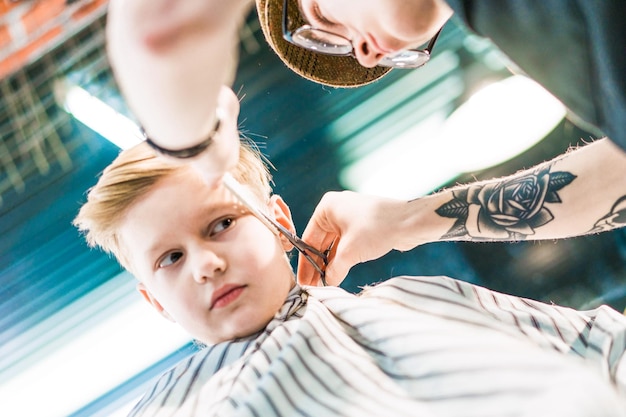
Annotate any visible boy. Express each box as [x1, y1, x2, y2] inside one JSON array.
[[75, 97, 626, 416]]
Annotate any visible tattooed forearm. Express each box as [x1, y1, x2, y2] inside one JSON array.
[[435, 166, 576, 241], [589, 196, 626, 233]]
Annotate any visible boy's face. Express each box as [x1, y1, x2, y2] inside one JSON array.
[[296, 0, 452, 67], [119, 168, 296, 344]]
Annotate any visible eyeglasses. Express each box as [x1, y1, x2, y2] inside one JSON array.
[[222, 173, 331, 286], [282, 0, 442, 69]]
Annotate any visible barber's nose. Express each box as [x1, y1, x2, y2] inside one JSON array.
[[352, 37, 385, 68], [191, 250, 226, 284]]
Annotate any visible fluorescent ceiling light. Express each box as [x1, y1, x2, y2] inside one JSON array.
[[341, 75, 566, 199], [0, 272, 191, 417], [340, 110, 455, 199], [329, 50, 461, 146], [58, 81, 143, 149], [439, 75, 566, 172]]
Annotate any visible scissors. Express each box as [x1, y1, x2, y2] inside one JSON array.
[[222, 173, 331, 286]]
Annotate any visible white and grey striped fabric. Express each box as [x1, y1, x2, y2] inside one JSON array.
[[128, 276, 626, 417]]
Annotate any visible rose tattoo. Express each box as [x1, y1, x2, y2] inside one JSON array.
[[436, 167, 576, 240]]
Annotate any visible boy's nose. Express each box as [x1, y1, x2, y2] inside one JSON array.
[[352, 37, 385, 68], [191, 250, 226, 284]]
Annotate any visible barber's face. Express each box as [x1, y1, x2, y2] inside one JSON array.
[[298, 0, 453, 68]]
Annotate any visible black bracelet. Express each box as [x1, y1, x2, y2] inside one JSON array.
[[143, 117, 221, 159]]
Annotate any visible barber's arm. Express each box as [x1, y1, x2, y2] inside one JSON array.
[[298, 138, 626, 286], [106, 0, 252, 183]]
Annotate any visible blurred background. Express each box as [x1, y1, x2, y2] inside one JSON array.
[[1, 1, 625, 416]]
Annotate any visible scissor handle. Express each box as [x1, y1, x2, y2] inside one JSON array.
[[223, 173, 330, 285]]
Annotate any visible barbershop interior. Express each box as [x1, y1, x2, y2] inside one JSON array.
[[1, 2, 625, 417]]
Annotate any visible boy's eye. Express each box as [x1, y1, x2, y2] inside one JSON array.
[[211, 217, 235, 235], [159, 251, 183, 268]]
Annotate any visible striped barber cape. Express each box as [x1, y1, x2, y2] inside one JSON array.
[[129, 276, 626, 417]]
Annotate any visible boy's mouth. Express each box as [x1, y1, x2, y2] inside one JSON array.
[[210, 284, 246, 310]]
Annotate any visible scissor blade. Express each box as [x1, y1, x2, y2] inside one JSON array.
[[222, 173, 280, 235]]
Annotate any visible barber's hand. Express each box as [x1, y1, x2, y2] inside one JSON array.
[[297, 191, 415, 286], [185, 86, 241, 188], [148, 85, 241, 188], [107, 0, 251, 177], [121, 0, 250, 50]]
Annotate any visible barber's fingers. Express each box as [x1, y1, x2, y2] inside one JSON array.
[[297, 190, 405, 286], [320, 238, 354, 286], [297, 195, 338, 285], [296, 234, 349, 286], [297, 193, 356, 286], [188, 86, 241, 187], [296, 227, 333, 286], [296, 252, 320, 286], [297, 192, 351, 285]]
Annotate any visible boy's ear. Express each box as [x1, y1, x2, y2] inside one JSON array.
[[269, 194, 295, 251], [136, 282, 175, 322]]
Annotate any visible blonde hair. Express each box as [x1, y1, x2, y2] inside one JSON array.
[[74, 140, 272, 269]]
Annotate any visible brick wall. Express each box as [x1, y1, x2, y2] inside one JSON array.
[[0, 0, 108, 79]]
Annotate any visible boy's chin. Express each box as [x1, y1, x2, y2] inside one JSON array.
[[201, 317, 274, 345]]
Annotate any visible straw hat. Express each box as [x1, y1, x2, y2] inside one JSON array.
[[255, 0, 392, 88]]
